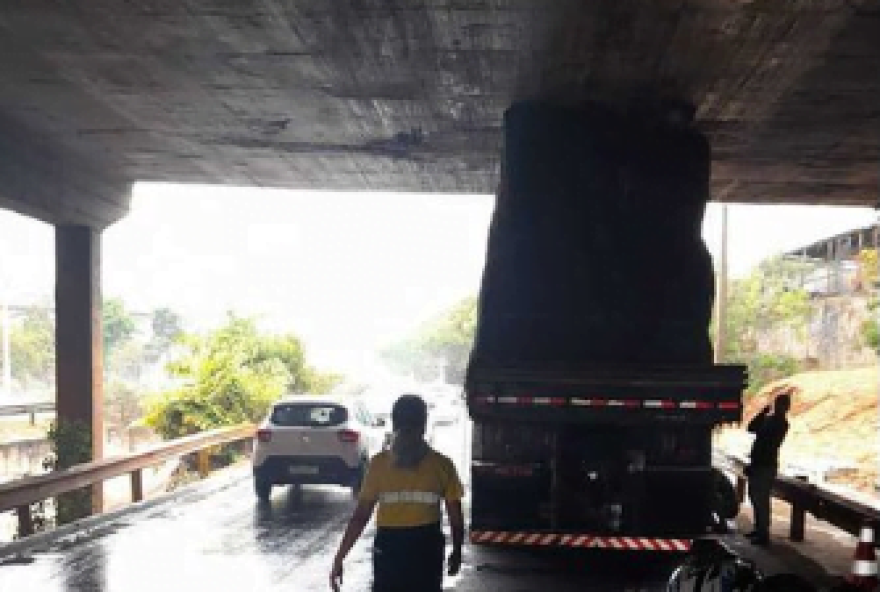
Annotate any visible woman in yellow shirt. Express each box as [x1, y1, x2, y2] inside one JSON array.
[[330, 394, 465, 592]]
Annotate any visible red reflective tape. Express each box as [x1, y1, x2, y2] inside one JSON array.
[[470, 531, 492, 543], [550, 397, 567, 406], [718, 402, 740, 410], [643, 400, 676, 409], [516, 396, 533, 405], [624, 400, 640, 408], [474, 533, 693, 551]]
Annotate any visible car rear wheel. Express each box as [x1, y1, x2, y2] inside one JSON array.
[[255, 476, 273, 501]]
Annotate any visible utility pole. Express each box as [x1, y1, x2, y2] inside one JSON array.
[[714, 203, 729, 364]]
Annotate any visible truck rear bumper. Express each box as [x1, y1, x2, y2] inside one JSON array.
[[469, 530, 692, 552]]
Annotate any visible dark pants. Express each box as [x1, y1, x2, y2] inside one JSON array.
[[748, 465, 776, 537], [373, 522, 445, 592]]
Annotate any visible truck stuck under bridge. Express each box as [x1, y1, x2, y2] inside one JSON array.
[[465, 100, 748, 551]]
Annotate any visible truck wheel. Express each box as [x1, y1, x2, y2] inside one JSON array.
[[712, 469, 739, 520]]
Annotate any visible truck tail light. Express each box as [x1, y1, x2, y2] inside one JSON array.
[[256, 429, 272, 443], [337, 429, 360, 443]]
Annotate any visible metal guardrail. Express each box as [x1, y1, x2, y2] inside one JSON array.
[[0, 402, 55, 423], [722, 451, 880, 544], [0, 424, 255, 537]]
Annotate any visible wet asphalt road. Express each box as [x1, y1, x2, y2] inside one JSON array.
[[0, 422, 681, 592]]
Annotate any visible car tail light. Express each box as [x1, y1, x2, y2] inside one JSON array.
[[337, 429, 360, 443], [256, 429, 272, 443]]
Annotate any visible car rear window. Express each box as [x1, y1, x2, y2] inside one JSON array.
[[271, 403, 348, 427]]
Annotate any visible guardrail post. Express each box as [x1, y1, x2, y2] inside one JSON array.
[[16, 505, 33, 537], [197, 449, 211, 478], [130, 469, 144, 502], [790, 475, 808, 542]]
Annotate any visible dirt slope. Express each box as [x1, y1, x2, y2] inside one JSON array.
[[720, 366, 878, 493]]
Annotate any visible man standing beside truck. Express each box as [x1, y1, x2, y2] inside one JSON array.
[[746, 393, 791, 547]]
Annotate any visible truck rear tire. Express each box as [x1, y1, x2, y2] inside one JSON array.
[[712, 468, 739, 520]]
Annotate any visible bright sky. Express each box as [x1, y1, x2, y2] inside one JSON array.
[[0, 184, 875, 376]]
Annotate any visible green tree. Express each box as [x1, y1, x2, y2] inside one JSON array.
[[299, 366, 345, 395], [104, 380, 144, 433], [150, 307, 183, 355], [103, 298, 136, 357], [145, 315, 340, 438], [861, 297, 879, 352], [380, 297, 477, 384], [9, 307, 54, 385], [720, 256, 812, 393], [106, 339, 148, 382], [857, 248, 878, 291]]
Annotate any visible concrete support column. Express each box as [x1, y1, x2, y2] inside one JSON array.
[[55, 225, 103, 510]]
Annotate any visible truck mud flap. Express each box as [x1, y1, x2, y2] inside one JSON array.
[[470, 530, 691, 552]]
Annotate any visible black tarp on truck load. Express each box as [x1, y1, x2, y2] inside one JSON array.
[[469, 100, 715, 369]]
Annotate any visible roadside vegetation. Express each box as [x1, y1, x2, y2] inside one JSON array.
[[144, 314, 342, 439]]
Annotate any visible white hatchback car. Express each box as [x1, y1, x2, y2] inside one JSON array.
[[252, 396, 389, 500]]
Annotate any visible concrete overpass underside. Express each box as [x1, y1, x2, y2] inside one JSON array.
[[0, 1, 878, 474], [0, 0, 878, 229]]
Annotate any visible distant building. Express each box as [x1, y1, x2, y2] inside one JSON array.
[[784, 224, 879, 297], [780, 223, 878, 369]]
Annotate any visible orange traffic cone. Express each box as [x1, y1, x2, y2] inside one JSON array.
[[847, 524, 878, 590]]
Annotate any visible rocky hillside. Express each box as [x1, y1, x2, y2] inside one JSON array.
[[719, 366, 878, 493]]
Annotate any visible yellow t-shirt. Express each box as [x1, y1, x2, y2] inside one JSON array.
[[358, 449, 464, 528]]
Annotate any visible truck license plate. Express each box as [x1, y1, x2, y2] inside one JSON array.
[[289, 466, 318, 475]]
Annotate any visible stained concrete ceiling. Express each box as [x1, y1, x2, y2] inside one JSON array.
[[0, 1, 878, 227]]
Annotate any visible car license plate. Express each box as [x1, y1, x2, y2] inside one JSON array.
[[288, 465, 318, 475]]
